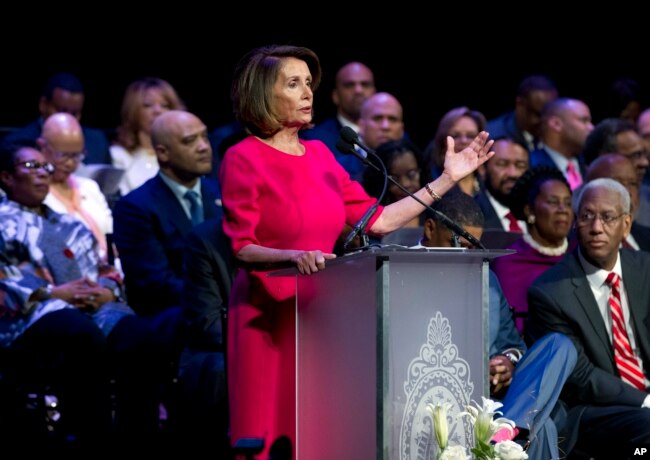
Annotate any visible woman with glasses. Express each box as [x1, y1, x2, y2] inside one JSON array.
[[38, 113, 113, 261], [492, 166, 575, 337], [424, 106, 487, 196]]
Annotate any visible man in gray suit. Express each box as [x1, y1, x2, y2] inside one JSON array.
[[529, 178, 650, 458]]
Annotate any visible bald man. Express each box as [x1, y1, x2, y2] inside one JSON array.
[[529, 98, 594, 190], [38, 113, 113, 256], [585, 153, 650, 251], [301, 61, 376, 179], [359, 92, 405, 149], [113, 110, 221, 315]]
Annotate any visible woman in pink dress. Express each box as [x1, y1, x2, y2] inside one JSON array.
[[220, 44, 495, 459]]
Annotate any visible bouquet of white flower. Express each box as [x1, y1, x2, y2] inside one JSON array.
[[427, 397, 528, 460]]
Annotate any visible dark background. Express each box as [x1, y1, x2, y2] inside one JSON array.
[[2, 15, 647, 150]]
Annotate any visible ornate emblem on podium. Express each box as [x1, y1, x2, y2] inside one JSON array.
[[399, 311, 474, 459]]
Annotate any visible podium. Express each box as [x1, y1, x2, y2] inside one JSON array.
[[275, 247, 510, 459]]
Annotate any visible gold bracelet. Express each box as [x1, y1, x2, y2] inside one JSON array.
[[425, 182, 442, 202]]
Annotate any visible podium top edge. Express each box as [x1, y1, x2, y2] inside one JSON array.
[[269, 245, 515, 276]]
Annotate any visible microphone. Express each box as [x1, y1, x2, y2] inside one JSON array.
[[340, 126, 375, 157], [338, 131, 389, 250], [337, 128, 485, 250], [342, 201, 380, 249]]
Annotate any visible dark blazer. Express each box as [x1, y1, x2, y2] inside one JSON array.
[[301, 118, 366, 180], [529, 147, 587, 179], [475, 191, 505, 231], [631, 221, 650, 251], [486, 111, 530, 152], [528, 248, 650, 408], [3, 118, 112, 165], [112, 174, 222, 314], [182, 218, 233, 351]]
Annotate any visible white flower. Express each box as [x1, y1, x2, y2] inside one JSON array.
[[427, 401, 453, 451], [494, 440, 528, 460], [461, 397, 515, 445], [439, 444, 471, 460]]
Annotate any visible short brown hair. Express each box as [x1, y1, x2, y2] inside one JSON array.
[[231, 45, 321, 138]]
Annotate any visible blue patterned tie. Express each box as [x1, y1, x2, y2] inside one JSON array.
[[184, 190, 203, 226]]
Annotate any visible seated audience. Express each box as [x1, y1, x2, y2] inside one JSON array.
[[486, 75, 558, 153], [585, 153, 650, 251], [113, 110, 221, 316], [414, 191, 576, 460], [475, 137, 530, 232], [111, 77, 185, 196], [3, 72, 111, 165], [301, 61, 376, 179], [0, 144, 175, 448], [362, 138, 430, 228], [528, 178, 650, 457], [38, 113, 112, 259], [177, 217, 233, 456], [424, 107, 486, 196], [492, 166, 574, 334]]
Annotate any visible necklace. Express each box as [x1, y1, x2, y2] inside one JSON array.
[[523, 233, 568, 257]]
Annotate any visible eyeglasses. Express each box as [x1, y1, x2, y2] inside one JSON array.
[[15, 161, 55, 174], [52, 150, 86, 162], [577, 211, 627, 226], [389, 169, 420, 183]]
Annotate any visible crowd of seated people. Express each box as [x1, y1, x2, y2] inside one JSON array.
[[2, 62, 650, 460]]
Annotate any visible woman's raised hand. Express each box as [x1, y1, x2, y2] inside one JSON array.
[[443, 131, 495, 182]]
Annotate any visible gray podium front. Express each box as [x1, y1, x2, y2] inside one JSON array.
[[274, 247, 510, 460]]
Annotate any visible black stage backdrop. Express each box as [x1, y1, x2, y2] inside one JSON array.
[[1, 16, 647, 151]]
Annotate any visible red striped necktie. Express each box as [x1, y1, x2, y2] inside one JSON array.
[[605, 272, 646, 390]]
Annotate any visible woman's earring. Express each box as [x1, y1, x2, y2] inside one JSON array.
[[527, 215, 536, 224]]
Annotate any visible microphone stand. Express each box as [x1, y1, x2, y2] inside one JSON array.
[[336, 138, 485, 250], [341, 143, 389, 251]]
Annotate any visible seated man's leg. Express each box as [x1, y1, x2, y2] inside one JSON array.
[[500, 333, 577, 460], [574, 404, 650, 458]]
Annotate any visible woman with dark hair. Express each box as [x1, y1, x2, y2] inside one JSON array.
[[492, 166, 575, 335], [362, 139, 431, 227], [220, 44, 494, 458]]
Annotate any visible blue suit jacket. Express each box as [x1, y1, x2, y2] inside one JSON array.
[[113, 174, 222, 314], [529, 147, 587, 178], [301, 118, 366, 180], [3, 118, 111, 165], [489, 270, 526, 357], [486, 111, 530, 151]]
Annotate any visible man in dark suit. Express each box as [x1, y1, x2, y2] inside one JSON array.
[[528, 178, 650, 457], [474, 138, 529, 232], [528, 98, 593, 190], [3, 72, 111, 165], [586, 153, 650, 251], [113, 110, 222, 315], [301, 61, 375, 179], [176, 217, 233, 456], [486, 75, 558, 153]]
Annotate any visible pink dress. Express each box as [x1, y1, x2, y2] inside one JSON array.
[[220, 137, 382, 457]]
